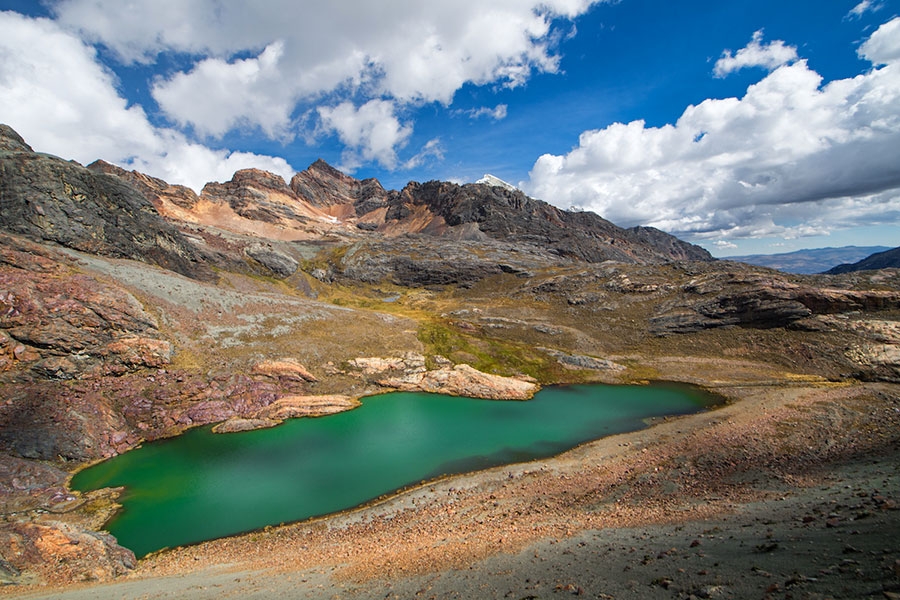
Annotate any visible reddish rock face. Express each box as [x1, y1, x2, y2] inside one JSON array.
[[0, 234, 168, 381], [201, 168, 329, 225], [291, 158, 387, 209]]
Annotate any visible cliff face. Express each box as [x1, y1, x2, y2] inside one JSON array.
[[290, 158, 388, 212], [87, 159, 200, 212], [202, 168, 336, 226], [0, 126, 213, 281]]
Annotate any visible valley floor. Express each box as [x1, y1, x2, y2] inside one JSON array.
[[6, 370, 899, 600]]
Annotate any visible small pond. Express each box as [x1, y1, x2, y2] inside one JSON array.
[[71, 383, 719, 556]]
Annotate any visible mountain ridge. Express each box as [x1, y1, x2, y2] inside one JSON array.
[[0, 118, 708, 269], [827, 246, 900, 274], [728, 246, 893, 274]]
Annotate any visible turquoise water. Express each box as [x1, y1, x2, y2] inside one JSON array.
[[70, 384, 718, 557]]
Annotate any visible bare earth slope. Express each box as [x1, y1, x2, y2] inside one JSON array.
[[0, 125, 898, 598]]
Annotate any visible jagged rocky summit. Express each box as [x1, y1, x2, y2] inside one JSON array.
[[0, 123, 711, 289]]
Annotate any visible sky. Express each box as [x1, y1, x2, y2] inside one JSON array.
[[0, 0, 898, 257]]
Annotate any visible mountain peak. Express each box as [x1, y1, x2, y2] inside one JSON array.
[[308, 158, 349, 178], [0, 124, 33, 153], [476, 174, 517, 192], [291, 159, 378, 208], [229, 168, 290, 191]]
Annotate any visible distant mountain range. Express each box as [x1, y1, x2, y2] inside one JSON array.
[[726, 246, 893, 274], [826, 246, 900, 274]]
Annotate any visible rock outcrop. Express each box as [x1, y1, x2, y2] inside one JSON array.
[[202, 168, 333, 226], [379, 363, 538, 400], [834, 318, 900, 382], [348, 353, 538, 400], [251, 358, 318, 382], [88, 159, 200, 211], [2, 518, 135, 585], [211, 394, 360, 432], [291, 159, 388, 215], [255, 394, 359, 419], [651, 272, 900, 335], [389, 180, 712, 263], [0, 234, 171, 382], [538, 347, 625, 371], [337, 236, 562, 287], [0, 126, 212, 281], [244, 243, 299, 278]]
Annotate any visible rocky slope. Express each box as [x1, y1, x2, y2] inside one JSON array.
[[0, 124, 899, 588], [0, 126, 213, 282]]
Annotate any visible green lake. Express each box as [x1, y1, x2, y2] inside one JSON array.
[[70, 384, 719, 557]]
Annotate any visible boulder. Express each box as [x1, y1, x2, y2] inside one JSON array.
[[251, 358, 318, 382], [255, 394, 360, 420], [379, 363, 538, 400], [244, 243, 299, 278]]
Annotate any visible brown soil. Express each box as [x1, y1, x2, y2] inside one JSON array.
[[7, 365, 899, 599]]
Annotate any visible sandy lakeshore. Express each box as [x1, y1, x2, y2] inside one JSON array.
[[6, 374, 900, 600]]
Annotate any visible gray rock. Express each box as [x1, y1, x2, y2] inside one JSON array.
[[245, 243, 299, 278], [0, 125, 213, 281], [538, 347, 625, 371]]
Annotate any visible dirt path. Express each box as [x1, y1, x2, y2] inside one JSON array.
[[8, 380, 900, 599]]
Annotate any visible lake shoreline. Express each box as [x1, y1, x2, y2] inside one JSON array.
[[8, 359, 900, 599], [69, 383, 718, 558]]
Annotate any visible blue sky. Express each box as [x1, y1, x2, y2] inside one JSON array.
[[1, 0, 898, 256]]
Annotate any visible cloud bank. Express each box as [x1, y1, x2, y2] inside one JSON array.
[[525, 18, 900, 243], [0, 1, 600, 187], [49, 0, 600, 169], [0, 11, 294, 191]]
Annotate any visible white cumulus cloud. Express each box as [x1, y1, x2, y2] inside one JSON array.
[[0, 11, 294, 191], [49, 0, 603, 162], [150, 41, 296, 139], [525, 18, 900, 243], [317, 100, 414, 171], [713, 30, 799, 78], [859, 16, 900, 65]]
